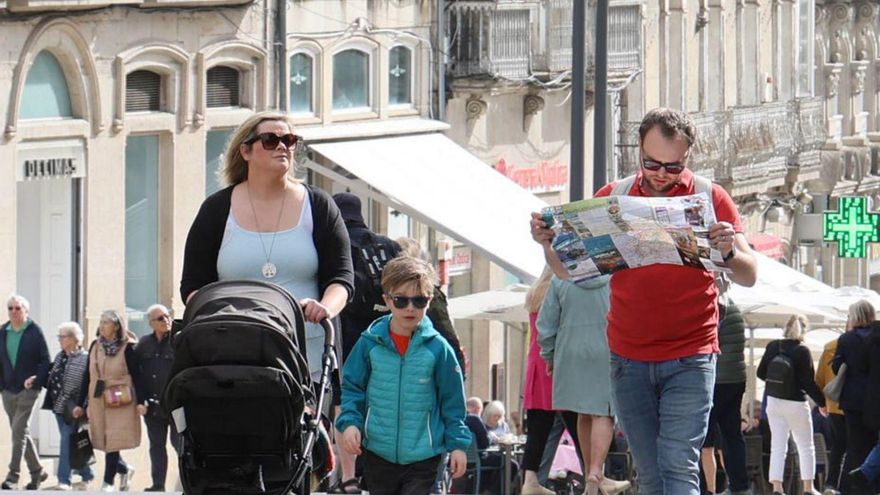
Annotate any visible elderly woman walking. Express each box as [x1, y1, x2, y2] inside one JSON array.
[[41, 322, 95, 490], [537, 275, 630, 495]]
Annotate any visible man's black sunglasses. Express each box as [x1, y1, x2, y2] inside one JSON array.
[[387, 295, 430, 309], [245, 132, 300, 151], [641, 157, 685, 174]]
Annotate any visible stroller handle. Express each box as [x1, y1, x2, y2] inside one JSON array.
[[319, 317, 335, 350]]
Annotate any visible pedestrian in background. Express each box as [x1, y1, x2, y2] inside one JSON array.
[[815, 332, 846, 492], [833, 299, 878, 494], [0, 293, 50, 490], [537, 275, 629, 495], [135, 304, 179, 492], [42, 321, 94, 491], [757, 314, 826, 495]]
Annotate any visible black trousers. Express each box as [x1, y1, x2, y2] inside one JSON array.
[[842, 410, 877, 493], [827, 412, 847, 489], [362, 449, 441, 495], [521, 409, 582, 472], [706, 382, 748, 492], [144, 414, 180, 488]]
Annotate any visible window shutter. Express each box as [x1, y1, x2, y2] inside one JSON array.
[[207, 66, 240, 108], [126, 70, 161, 112]]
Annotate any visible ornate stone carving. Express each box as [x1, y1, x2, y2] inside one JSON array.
[[465, 95, 488, 122], [854, 3, 878, 60], [852, 63, 868, 94], [829, 4, 854, 63], [825, 64, 844, 97], [522, 94, 545, 131]]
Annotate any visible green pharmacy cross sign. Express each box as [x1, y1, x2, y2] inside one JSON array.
[[823, 196, 880, 258]]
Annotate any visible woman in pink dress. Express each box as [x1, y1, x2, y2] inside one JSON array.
[[521, 267, 582, 495]]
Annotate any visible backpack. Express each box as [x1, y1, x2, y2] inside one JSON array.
[[347, 230, 400, 323], [765, 343, 799, 398]]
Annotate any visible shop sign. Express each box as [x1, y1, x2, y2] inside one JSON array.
[[17, 139, 86, 181], [494, 158, 567, 193], [448, 247, 472, 276], [823, 196, 880, 258]]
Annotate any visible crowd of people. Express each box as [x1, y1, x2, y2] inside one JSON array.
[[0, 297, 178, 491], [3, 107, 880, 495]]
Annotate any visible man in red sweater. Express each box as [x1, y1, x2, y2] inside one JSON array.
[[530, 108, 757, 495]]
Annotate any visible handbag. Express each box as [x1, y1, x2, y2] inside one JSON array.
[[823, 362, 847, 402], [69, 428, 96, 470], [102, 384, 133, 408]]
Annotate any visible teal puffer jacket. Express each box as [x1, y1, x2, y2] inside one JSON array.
[[335, 315, 470, 464]]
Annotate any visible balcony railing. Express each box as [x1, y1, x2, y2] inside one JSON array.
[[447, 3, 532, 79], [616, 99, 827, 185], [5, 0, 249, 11], [608, 5, 641, 72], [448, 0, 642, 78]]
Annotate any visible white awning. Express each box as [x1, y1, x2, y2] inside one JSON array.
[[306, 132, 547, 282]]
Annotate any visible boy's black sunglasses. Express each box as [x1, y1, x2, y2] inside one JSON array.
[[245, 132, 300, 150], [387, 295, 430, 309]]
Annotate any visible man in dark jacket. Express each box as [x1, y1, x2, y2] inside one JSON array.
[[0, 294, 50, 490], [705, 300, 750, 495], [135, 304, 179, 492]]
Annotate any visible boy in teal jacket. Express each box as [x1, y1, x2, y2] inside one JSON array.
[[336, 256, 470, 495]]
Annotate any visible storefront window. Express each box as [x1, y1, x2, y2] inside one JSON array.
[[290, 53, 314, 114], [125, 135, 159, 336], [206, 130, 231, 196], [21, 51, 73, 119], [333, 49, 369, 110], [389, 46, 412, 105]]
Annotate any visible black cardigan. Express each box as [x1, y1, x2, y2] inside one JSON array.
[[180, 184, 354, 303], [757, 339, 826, 407]]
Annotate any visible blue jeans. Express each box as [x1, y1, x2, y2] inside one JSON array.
[[610, 352, 716, 495], [862, 442, 880, 481], [53, 414, 94, 485]]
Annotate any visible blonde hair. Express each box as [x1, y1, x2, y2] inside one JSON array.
[[220, 111, 300, 187], [848, 299, 876, 328], [525, 267, 554, 313], [395, 237, 432, 263], [784, 314, 809, 341], [381, 256, 436, 296]]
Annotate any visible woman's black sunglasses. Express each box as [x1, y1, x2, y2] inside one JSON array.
[[388, 295, 430, 309], [246, 132, 300, 150]]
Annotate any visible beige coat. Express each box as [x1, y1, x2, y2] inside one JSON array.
[[87, 337, 141, 452]]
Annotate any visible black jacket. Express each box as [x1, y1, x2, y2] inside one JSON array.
[[863, 328, 880, 431], [180, 184, 354, 303], [716, 302, 746, 384], [134, 332, 174, 415], [757, 339, 825, 406], [833, 326, 873, 412], [0, 320, 51, 393]]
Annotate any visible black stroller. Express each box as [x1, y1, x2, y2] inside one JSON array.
[[163, 280, 335, 495]]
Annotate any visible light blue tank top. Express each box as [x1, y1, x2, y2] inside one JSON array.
[[216, 194, 324, 376]]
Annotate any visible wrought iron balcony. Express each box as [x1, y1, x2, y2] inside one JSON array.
[[616, 100, 824, 187], [447, 2, 532, 79]]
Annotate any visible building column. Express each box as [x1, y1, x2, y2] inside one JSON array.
[[707, 0, 725, 110], [667, 0, 687, 109]]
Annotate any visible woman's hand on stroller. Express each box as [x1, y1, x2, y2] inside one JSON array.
[[342, 426, 362, 455], [449, 449, 467, 479], [136, 404, 147, 416], [300, 298, 330, 323]]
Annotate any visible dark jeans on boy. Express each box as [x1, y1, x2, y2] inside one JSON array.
[[362, 449, 441, 495]]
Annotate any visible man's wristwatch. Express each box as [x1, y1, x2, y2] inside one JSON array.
[[722, 244, 737, 262]]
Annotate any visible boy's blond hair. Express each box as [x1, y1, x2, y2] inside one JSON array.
[[381, 256, 436, 296]]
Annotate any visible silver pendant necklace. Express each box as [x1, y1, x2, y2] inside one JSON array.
[[246, 181, 288, 279]]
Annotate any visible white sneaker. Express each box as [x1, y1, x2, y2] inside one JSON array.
[[118, 466, 134, 491], [56, 483, 72, 491], [101, 482, 116, 492]]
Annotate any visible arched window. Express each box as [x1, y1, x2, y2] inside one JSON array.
[[389, 46, 412, 105], [289, 53, 314, 114], [21, 51, 73, 119], [333, 49, 369, 110], [126, 70, 162, 112], [207, 66, 241, 108]]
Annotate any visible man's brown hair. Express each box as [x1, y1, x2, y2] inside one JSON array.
[[638, 107, 697, 147], [381, 256, 436, 296]]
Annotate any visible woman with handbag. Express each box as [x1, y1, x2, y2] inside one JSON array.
[[833, 299, 877, 494], [40, 322, 95, 490], [83, 310, 146, 492]]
